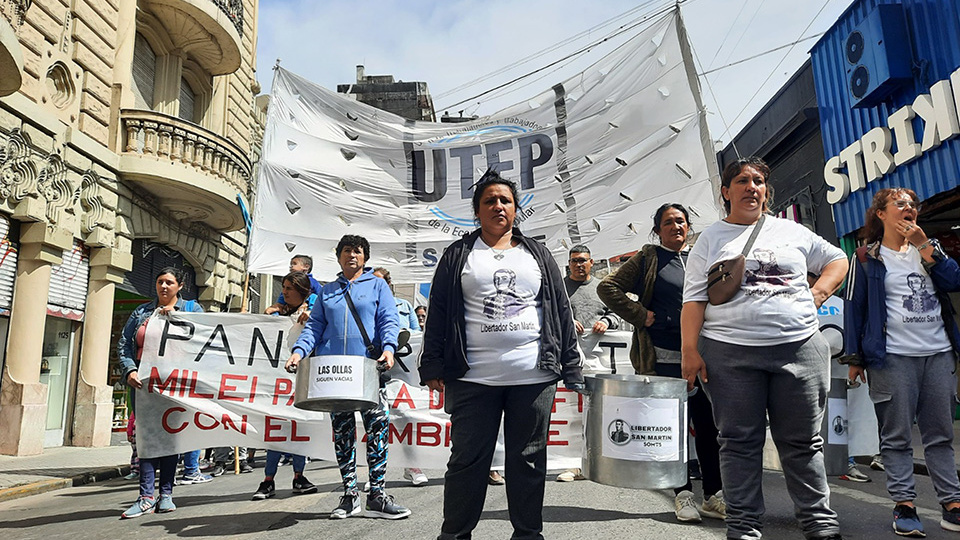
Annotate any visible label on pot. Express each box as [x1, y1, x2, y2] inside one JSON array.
[[306, 356, 365, 399], [601, 396, 683, 461]]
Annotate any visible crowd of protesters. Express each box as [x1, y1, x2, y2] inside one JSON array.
[[115, 162, 960, 540]]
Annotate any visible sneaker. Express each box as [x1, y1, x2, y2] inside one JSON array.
[[121, 496, 156, 519], [123, 471, 139, 481], [156, 494, 176, 513], [700, 491, 727, 520], [362, 480, 371, 493], [839, 463, 871, 483], [199, 459, 215, 472], [176, 471, 213, 485], [941, 505, 960, 532], [488, 470, 505, 485], [292, 475, 317, 495], [893, 504, 926, 537], [240, 461, 254, 474], [675, 490, 702, 523], [330, 490, 361, 519], [252, 479, 275, 500], [365, 492, 411, 519], [403, 467, 428, 486], [210, 462, 225, 477], [279, 455, 293, 466], [871, 454, 885, 471], [556, 468, 585, 482]]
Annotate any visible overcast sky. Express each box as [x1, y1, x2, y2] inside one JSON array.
[[255, 0, 853, 148]]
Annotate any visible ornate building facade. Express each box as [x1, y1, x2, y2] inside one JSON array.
[[0, 0, 261, 455]]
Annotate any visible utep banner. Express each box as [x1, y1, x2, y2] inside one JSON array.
[[134, 312, 619, 467], [248, 9, 721, 282]]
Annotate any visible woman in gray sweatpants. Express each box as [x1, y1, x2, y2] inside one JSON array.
[[845, 187, 960, 537], [681, 157, 848, 540]]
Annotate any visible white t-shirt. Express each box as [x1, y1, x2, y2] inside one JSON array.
[[880, 245, 952, 356], [460, 238, 555, 386], [684, 216, 846, 346]]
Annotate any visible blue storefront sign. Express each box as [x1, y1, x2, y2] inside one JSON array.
[[810, 0, 960, 237]]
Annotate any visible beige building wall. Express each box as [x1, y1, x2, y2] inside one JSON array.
[[0, 0, 262, 455]]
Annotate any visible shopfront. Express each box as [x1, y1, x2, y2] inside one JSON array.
[[810, 0, 960, 249]]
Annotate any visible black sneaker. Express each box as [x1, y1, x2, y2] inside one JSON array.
[[240, 461, 254, 474], [330, 490, 361, 519], [292, 475, 317, 495], [210, 462, 225, 477], [365, 492, 411, 519], [252, 480, 275, 500]]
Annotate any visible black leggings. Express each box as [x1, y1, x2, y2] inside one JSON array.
[[655, 362, 723, 497]]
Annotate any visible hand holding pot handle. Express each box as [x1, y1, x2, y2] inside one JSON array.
[[285, 352, 302, 373]]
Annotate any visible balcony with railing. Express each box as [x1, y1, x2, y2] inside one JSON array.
[[119, 109, 251, 231], [141, 0, 243, 76], [0, 0, 29, 96]]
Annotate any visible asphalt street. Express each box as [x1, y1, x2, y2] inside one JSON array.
[[0, 458, 957, 540]]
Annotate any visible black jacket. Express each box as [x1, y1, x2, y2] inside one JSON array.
[[417, 228, 583, 386]]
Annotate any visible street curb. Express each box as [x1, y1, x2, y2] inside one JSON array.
[[0, 464, 129, 503]]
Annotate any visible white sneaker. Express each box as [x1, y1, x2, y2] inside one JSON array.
[[403, 468, 428, 486], [556, 468, 585, 482], [700, 491, 727, 520], [675, 490, 702, 523], [362, 480, 371, 493]]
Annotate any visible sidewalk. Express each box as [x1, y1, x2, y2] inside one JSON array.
[[0, 435, 132, 502]]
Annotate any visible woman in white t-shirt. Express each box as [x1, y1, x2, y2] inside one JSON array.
[[681, 157, 847, 540], [845, 187, 960, 537], [419, 169, 583, 540]]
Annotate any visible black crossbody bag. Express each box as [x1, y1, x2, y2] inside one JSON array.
[[342, 286, 391, 385]]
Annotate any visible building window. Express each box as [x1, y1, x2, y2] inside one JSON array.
[[178, 78, 196, 123], [132, 33, 156, 110]]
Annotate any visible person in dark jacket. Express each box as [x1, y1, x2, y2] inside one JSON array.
[[419, 169, 583, 540], [844, 187, 960, 537]]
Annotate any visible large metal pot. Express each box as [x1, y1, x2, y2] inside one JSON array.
[[582, 373, 688, 489], [294, 355, 379, 412]]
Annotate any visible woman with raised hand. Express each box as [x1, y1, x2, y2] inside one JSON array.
[[845, 187, 960, 537]]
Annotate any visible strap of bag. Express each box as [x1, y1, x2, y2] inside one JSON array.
[[740, 214, 766, 257], [342, 284, 374, 350]]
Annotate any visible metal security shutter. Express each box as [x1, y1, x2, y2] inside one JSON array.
[[0, 215, 18, 314], [118, 239, 199, 301], [178, 78, 195, 123], [47, 240, 89, 320], [132, 33, 156, 111]]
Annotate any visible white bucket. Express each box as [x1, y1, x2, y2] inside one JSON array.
[[582, 373, 688, 489], [294, 355, 379, 412]]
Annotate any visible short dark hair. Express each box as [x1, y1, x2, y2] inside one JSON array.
[[719, 156, 774, 214], [569, 245, 590, 257], [155, 266, 184, 286], [290, 254, 313, 272], [335, 235, 370, 260], [415, 305, 426, 314], [471, 168, 522, 217]]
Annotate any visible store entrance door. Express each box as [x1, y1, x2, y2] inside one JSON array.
[[40, 317, 79, 447]]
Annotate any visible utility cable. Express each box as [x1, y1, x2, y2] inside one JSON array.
[[698, 33, 824, 76]]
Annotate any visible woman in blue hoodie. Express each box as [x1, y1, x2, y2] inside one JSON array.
[[845, 188, 960, 537], [284, 235, 408, 520]]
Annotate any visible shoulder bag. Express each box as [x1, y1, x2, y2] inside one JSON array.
[[706, 214, 765, 305]]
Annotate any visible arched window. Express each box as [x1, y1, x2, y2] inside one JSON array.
[[178, 77, 196, 123], [132, 33, 157, 110]]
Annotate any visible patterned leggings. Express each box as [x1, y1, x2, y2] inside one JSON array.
[[331, 389, 389, 495]]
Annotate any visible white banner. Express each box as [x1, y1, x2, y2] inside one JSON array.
[[249, 9, 721, 282], [134, 312, 624, 468]]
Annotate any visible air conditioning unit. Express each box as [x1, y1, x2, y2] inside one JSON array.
[[845, 3, 913, 109]]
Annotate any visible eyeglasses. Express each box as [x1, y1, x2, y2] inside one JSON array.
[[569, 258, 590, 264], [889, 200, 919, 210]]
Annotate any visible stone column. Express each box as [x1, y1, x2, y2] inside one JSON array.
[[0, 222, 71, 455], [72, 247, 131, 447]]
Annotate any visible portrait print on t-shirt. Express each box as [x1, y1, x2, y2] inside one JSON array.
[[902, 272, 938, 313], [745, 248, 790, 287], [483, 268, 528, 320]]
